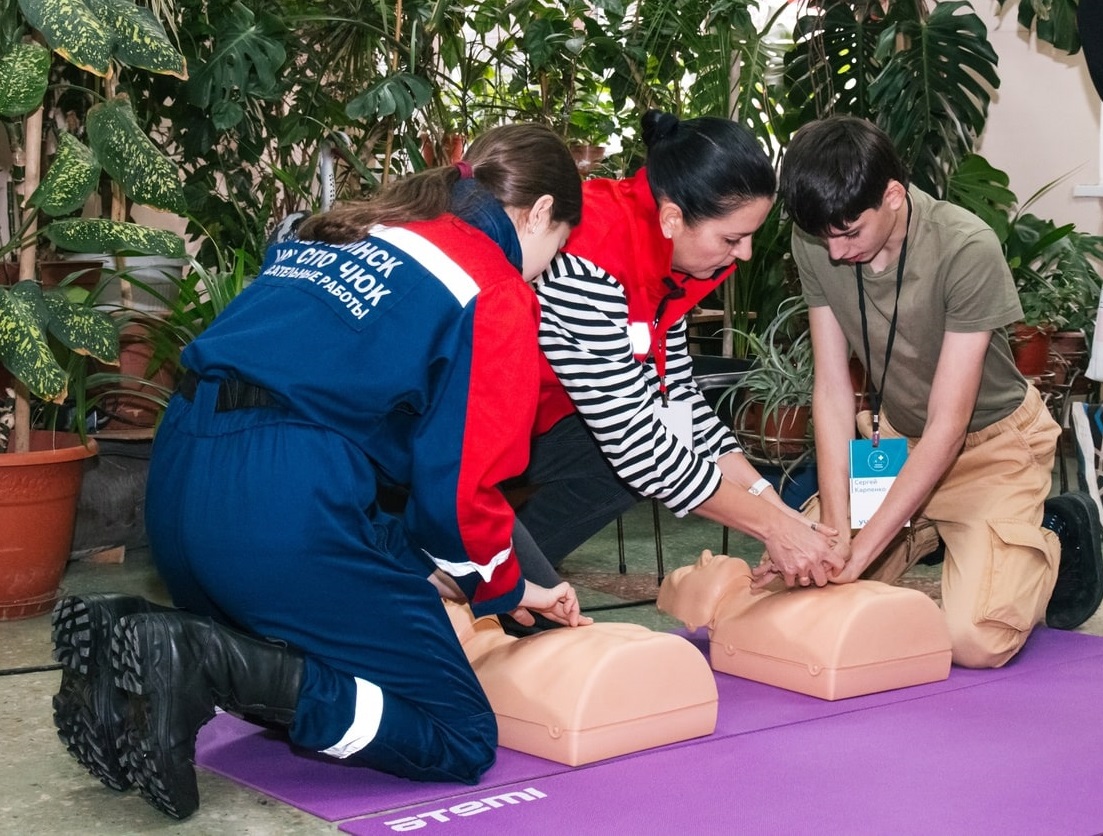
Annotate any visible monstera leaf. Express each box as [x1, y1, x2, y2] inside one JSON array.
[[781, 0, 999, 199], [945, 154, 1017, 240], [870, 1, 999, 197], [347, 73, 434, 122], [184, 2, 282, 130], [784, 1, 887, 127]]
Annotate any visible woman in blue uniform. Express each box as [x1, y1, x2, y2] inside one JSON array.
[[51, 123, 588, 820]]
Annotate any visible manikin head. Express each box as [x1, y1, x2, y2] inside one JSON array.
[[657, 550, 755, 632]]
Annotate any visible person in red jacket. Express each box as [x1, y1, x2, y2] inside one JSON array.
[[50, 123, 590, 821], [515, 110, 842, 591]]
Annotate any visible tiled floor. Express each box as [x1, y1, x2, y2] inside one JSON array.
[[2, 465, 1101, 834]]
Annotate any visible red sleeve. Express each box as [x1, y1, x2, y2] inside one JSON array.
[[455, 279, 541, 615]]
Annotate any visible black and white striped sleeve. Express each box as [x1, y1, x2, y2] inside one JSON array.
[[536, 252, 731, 516], [663, 320, 743, 461]]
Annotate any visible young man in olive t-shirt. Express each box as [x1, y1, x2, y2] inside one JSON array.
[[771, 115, 1100, 669]]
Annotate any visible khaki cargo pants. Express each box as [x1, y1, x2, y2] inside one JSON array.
[[804, 385, 1061, 669]]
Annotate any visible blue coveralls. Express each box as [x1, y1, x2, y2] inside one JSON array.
[[146, 216, 539, 783]]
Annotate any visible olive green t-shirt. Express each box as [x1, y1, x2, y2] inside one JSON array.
[[794, 186, 1027, 437]]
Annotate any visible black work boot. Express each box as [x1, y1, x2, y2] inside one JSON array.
[[51, 594, 171, 791], [1043, 491, 1103, 630], [112, 611, 304, 820]]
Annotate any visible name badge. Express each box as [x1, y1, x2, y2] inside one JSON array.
[[849, 437, 908, 529], [654, 398, 693, 451]]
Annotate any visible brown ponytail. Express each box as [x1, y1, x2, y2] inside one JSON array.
[[300, 124, 581, 244]]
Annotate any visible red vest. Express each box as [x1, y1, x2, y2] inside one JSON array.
[[535, 168, 735, 434]]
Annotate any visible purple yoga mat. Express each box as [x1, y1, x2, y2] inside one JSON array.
[[340, 647, 1103, 835], [195, 715, 582, 822], [193, 627, 1103, 828]]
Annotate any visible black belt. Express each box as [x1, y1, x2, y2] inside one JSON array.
[[179, 370, 279, 412]]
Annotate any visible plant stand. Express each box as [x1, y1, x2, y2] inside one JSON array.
[[71, 432, 153, 560]]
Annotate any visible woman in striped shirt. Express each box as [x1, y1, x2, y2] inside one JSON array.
[[515, 110, 843, 592]]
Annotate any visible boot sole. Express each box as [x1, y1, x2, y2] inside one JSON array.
[[1044, 491, 1103, 630], [113, 615, 204, 821], [51, 596, 134, 791]]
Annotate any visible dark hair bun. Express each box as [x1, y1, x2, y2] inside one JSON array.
[[641, 110, 679, 148]]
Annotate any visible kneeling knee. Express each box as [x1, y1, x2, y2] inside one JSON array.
[[949, 622, 1028, 669], [448, 711, 498, 784]]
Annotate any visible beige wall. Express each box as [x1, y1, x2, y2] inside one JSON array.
[[976, 2, 1103, 235]]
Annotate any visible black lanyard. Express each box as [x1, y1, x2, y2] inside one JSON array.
[[855, 193, 912, 447], [653, 277, 686, 406], [652, 268, 723, 405]]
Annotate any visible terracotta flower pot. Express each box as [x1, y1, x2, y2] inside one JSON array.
[[92, 322, 176, 431], [38, 259, 104, 291], [1048, 329, 1090, 390], [737, 401, 812, 459], [1010, 322, 1054, 377], [0, 431, 97, 620], [421, 134, 467, 167], [1, 261, 20, 286]]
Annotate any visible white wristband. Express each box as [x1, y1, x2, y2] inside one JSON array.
[[748, 477, 771, 496]]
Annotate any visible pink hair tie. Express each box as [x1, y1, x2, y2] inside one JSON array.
[[455, 160, 474, 179]]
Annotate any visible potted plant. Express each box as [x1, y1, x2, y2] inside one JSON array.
[[2, 0, 189, 408], [80, 246, 253, 432], [1, 7, 188, 265], [1010, 265, 1060, 379], [722, 294, 815, 461], [0, 280, 118, 619], [564, 83, 616, 177], [0, 0, 187, 617], [1022, 219, 1102, 388], [1002, 208, 1103, 378]]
